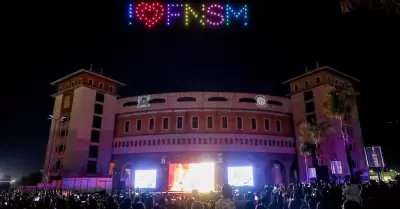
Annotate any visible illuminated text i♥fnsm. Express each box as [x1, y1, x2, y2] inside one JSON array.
[[127, 2, 249, 28]]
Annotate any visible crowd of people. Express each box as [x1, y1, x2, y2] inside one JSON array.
[[0, 179, 399, 209]]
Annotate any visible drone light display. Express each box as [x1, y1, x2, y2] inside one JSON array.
[[127, 2, 248, 28]]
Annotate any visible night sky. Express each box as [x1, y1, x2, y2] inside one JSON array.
[[2, 1, 399, 179]]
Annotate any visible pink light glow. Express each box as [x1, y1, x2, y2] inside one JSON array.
[[135, 2, 165, 28]]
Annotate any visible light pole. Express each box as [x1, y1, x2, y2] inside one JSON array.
[[45, 115, 66, 189]]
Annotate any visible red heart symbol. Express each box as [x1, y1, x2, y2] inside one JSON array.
[[136, 2, 164, 28]]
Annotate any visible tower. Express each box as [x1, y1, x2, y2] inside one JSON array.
[[44, 69, 125, 184], [282, 65, 367, 181]]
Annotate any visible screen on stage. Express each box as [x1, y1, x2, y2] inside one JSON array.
[[227, 166, 254, 186], [134, 170, 157, 188], [168, 162, 214, 192]]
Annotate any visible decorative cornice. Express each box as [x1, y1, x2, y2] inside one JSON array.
[[114, 133, 295, 141]]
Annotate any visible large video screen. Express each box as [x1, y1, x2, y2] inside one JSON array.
[[168, 163, 214, 192], [227, 166, 254, 186], [365, 146, 385, 168], [134, 170, 157, 188]]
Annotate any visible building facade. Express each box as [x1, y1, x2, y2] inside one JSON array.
[[44, 66, 367, 190]]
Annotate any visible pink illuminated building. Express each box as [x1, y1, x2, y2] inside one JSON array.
[[44, 66, 367, 191]]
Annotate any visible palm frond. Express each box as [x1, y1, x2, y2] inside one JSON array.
[[298, 120, 335, 145], [322, 88, 356, 119], [300, 141, 313, 156], [316, 121, 335, 143], [299, 122, 312, 137]]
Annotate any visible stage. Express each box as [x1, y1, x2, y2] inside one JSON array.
[[111, 152, 297, 192]]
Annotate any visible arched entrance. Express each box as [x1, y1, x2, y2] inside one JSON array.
[[120, 162, 134, 189], [290, 161, 299, 183], [267, 160, 286, 185]]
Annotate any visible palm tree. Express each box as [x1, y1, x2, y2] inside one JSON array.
[[340, 0, 400, 16], [322, 88, 357, 177], [298, 121, 335, 181], [340, 0, 360, 14], [299, 137, 313, 182]]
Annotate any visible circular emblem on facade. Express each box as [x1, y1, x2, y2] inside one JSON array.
[[255, 95, 268, 108]]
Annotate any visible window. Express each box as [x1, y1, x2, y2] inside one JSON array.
[[294, 85, 298, 91], [124, 120, 130, 133], [149, 118, 155, 131], [348, 84, 352, 88], [136, 120, 142, 131], [162, 118, 169, 130], [208, 97, 228, 102], [192, 117, 199, 129], [207, 116, 213, 129], [238, 98, 256, 103], [221, 117, 228, 129], [276, 120, 281, 132], [109, 85, 114, 93], [96, 93, 104, 103], [87, 160, 97, 174], [99, 82, 104, 89], [94, 104, 103, 115], [330, 161, 343, 175], [177, 97, 196, 102], [305, 80, 309, 88], [176, 117, 183, 129], [59, 86, 63, 92], [88, 145, 98, 158], [88, 79, 93, 86], [328, 76, 331, 83], [341, 81, 345, 87], [60, 129, 68, 137], [90, 130, 100, 143], [236, 117, 243, 130], [305, 102, 315, 113], [307, 114, 317, 124], [71, 81, 75, 87], [303, 91, 314, 101], [335, 79, 338, 85], [77, 78, 82, 84], [63, 96, 71, 109], [92, 116, 102, 129], [264, 119, 270, 131], [56, 160, 61, 169], [316, 77, 321, 84], [251, 118, 257, 130]]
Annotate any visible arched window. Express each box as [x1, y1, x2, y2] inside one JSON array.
[[208, 97, 228, 102], [267, 100, 283, 106], [177, 97, 196, 102], [122, 101, 137, 107], [149, 98, 166, 104], [238, 98, 256, 103]]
